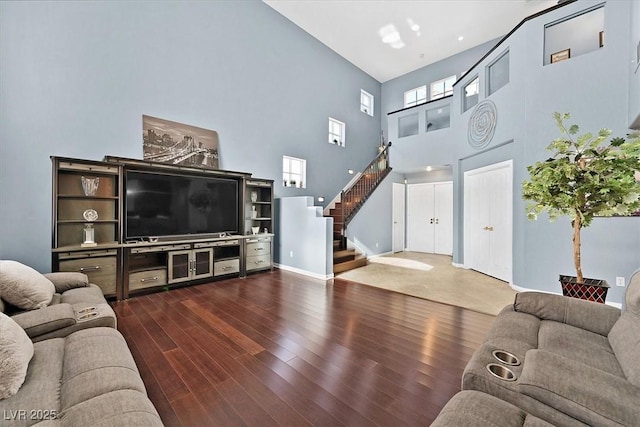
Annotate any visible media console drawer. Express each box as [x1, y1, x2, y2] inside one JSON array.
[[214, 259, 240, 276], [246, 254, 271, 272], [59, 255, 117, 296], [129, 269, 167, 291], [246, 241, 271, 255]]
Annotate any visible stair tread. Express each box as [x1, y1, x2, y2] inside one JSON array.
[[334, 257, 367, 274]]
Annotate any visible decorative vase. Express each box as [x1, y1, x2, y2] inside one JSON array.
[[251, 226, 260, 235], [251, 206, 258, 218], [251, 190, 258, 203], [559, 275, 609, 304], [81, 176, 99, 196]]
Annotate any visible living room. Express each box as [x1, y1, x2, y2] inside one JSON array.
[[1, 0, 639, 425]]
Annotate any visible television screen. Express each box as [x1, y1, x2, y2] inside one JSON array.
[[125, 170, 239, 239]]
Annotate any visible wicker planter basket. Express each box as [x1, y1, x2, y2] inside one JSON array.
[[559, 275, 609, 304]]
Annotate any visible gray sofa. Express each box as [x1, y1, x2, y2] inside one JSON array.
[[1, 261, 163, 426], [0, 326, 163, 426], [432, 269, 639, 426]]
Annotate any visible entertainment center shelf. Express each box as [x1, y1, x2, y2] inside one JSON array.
[[51, 156, 274, 300]]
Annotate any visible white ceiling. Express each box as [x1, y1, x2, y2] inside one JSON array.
[[264, 0, 559, 83]]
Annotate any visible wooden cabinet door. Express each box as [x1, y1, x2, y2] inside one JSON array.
[[168, 250, 191, 284]]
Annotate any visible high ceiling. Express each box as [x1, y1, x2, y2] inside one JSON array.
[[264, 0, 558, 83]]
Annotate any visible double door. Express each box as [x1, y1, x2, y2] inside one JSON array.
[[463, 160, 512, 283], [168, 248, 214, 284], [406, 182, 453, 255]]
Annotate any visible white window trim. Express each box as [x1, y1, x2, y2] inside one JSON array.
[[360, 89, 374, 116], [430, 75, 456, 100], [283, 155, 306, 188], [328, 117, 346, 147], [404, 85, 427, 108]]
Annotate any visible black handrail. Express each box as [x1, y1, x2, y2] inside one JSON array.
[[338, 142, 392, 247]]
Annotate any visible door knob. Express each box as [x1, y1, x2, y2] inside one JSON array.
[[430, 218, 434, 224]]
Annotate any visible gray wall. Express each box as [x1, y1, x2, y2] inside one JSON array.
[[274, 197, 332, 278], [383, 0, 640, 306], [629, 0, 640, 128], [0, 0, 382, 272]]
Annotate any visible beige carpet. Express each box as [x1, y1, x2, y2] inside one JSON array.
[[337, 252, 517, 316]]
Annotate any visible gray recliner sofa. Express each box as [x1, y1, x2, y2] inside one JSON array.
[[0, 325, 164, 426], [432, 269, 639, 426]]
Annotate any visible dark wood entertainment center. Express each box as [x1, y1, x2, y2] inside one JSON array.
[[51, 156, 274, 300]]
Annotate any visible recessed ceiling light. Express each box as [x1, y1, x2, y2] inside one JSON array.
[[426, 166, 432, 172], [458, 36, 464, 41]]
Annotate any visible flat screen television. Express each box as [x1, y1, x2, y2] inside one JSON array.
[[125, 170, 239, 240]]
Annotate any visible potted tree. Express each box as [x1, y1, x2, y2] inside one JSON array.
[[522, 112, 640, 302]]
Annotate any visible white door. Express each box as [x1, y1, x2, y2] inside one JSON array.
[[406, 182, 453, 255], [463, 160, 513, 282], [434, 182, 453, 255], [407, 184, 433, 252], [392, 183, 405, 253]]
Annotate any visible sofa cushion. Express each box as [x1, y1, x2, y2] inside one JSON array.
[[538, 320, 624, 377], [0, 261, 55, 310], [58, 389, 163, 427], [431, 390, 556, 427], [608, 270, 640, 387], [0, 338, 64, 427], [0, 312, 35, 400], [59, 284, 108, 306], [60, 328, 146, 410], [42, 272, 89, 294], [518, 350, 640, 426], [514, 291, 620, 336]]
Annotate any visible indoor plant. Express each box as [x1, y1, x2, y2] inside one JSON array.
[[522, 112, 640, 302]]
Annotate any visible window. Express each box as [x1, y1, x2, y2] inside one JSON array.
[[328, 117, 345, 147], [487, 51, 509, 95], [283, 156, 306, 188], [398, 113, 419, 138], [463, 76, 479, 112], [360, 89, 374, 116], [430, 75, 456, 100], [426, 105, 451, 132], [404, 85, 427, 107]]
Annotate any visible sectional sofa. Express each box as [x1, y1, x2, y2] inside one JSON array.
[[432, 269, 640, 426], [0, 260, 163, 426]]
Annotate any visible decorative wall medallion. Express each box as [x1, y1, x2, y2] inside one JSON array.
[[468, 100, 497, 149]]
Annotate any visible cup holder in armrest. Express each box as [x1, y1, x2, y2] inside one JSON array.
[[77, 311, 99, 321], [492, 350, 521, 366], [77, 306, 97, 315], [486, 363, 517, 381]]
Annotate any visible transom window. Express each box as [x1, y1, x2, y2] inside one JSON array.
[[283, 156, 306, 188], [328, 117, 346, 147], [463, 76, 480, 112], [404, 85, 427, 107], [360, 89, 374, 116], [430, 75, 456, 100]]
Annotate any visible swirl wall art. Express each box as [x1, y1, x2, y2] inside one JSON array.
[[467, 100, 497, 149]]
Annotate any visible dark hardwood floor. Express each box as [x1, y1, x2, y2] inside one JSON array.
[[111, 269, 496, 426]]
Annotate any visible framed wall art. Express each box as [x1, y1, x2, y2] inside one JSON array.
[[142, 115, 219, 169]]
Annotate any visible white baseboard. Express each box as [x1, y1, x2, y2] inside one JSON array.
[[274, 263, 334, 281], [367, 251, 393, 260]]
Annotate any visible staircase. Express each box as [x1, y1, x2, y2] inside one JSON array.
[[327, 143, 392, 274]]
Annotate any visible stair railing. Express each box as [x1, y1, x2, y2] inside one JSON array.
[[339, 142, 392, 247]]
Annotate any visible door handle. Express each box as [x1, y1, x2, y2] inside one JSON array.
[[483, 226, 494, 231], [435, 218, 439, 224], [430, 218, 434, 224]]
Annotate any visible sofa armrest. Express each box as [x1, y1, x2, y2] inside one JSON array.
[[514, 291, 620, 336], [518, 349, 640, 426], [11, 303, 76, 338], [43, 272, 89, 293]]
